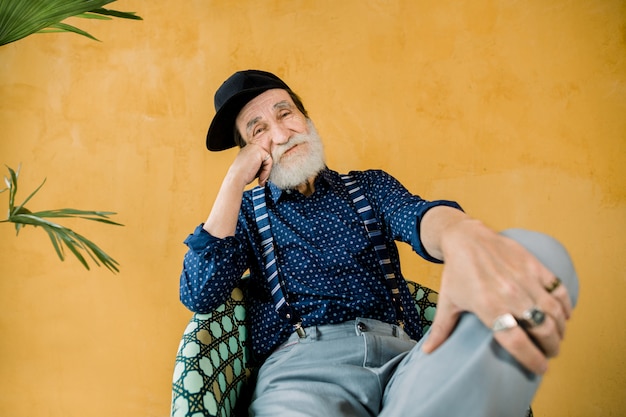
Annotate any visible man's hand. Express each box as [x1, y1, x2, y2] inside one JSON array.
[[203, 144, 273, 239], [420, 211, 573, 375], [227, 143, 274, 187]]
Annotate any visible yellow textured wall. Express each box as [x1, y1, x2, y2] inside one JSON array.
[[1, 1, 624, 415]]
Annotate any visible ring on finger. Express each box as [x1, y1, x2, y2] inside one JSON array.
[[517, 306, 546, 329], [545, 277, 562, 293], [492, 313, 518, 332]]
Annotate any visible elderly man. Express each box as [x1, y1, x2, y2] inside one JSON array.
[[180, 70, 578, 416]]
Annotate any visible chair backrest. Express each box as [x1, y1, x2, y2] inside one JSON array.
[[170, 280, 438, 417]]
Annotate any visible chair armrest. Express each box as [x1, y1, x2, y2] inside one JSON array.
[[171, 288, 250, 417], [406, 280, 439, 333]]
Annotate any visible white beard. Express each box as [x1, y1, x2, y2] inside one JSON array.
[[269, 119, 326, 190]]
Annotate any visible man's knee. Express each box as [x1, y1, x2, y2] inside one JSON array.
[[501, 228, 579, 307]]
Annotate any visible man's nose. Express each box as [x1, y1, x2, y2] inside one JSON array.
[[270, 123, 291, 146]]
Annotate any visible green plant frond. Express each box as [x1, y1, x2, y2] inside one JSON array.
[[8, 212, 54, 235], [73, 12, 113, 21], [11, 213, 120, 272], [87, 8, 142, 20], [43, 226, 66, 261], [9, 213, 64, 228], [0, 0, 141, 46], [0, 0, 112, 45], [39, 21, 99, 42], [74, 237, 102, 266], [25, 208, 124, 226], [55, 229, 90, 270], [2, 165, 122, 272], [11, 177, 46, 216], [57, 225, 119, 272], [72, 233, 109, 268], [1, 174, 11, 193], [4, 164, 19, 210]]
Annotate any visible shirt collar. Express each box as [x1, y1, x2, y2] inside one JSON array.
[[264, 167, 343, 203]]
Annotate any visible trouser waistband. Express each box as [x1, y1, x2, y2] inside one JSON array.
[[276, 318, 412, 351]]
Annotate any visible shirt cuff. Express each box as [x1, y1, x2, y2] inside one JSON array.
[[184, 224, 242, 255], [415, 200, 464, 263]]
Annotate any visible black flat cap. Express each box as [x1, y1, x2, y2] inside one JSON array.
[[206, 70, 291, 151]]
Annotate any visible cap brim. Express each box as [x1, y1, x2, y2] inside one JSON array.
[[206, 87, 273, 151]]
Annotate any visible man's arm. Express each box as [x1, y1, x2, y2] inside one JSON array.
[[180, 143, 273, 313], [204, 143, 273, 238], [419, 206, 573, 375]]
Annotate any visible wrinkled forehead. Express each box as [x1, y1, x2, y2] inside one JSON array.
[[236, 89, 293, 127]]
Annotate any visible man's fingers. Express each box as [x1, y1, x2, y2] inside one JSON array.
[[493, 326, 549, 375], [533, 291, 568, 339], [523, 271, 571, 340], [422, 299, 461, 354], [257, 153, 272, 185], [492, 307, 565, 374], [543, 275, 573, 320]]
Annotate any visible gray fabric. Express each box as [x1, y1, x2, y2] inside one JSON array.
[[250, 229, 579, 417], [501, 228, 579, 307]]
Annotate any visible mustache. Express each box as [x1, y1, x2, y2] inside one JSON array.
[[271, 134, 309, 161], [267, 119, 325, 190]]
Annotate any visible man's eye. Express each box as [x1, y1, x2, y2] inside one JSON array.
[[252, 127, 265, 138]]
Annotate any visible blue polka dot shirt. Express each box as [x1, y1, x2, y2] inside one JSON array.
[[180, 168, 462, 358]]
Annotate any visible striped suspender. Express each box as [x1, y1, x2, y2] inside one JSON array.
[[252, 175, 405, 335], [340, 174, 405, 326], [252, 187, 305, 337]]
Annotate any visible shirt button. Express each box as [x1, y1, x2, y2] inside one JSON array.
[[357, 322, 367, 332]]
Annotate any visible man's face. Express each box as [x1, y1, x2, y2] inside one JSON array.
[[235, 89, 325, 189]]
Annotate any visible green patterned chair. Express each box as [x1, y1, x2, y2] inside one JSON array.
[[170, 280, 532, 417]]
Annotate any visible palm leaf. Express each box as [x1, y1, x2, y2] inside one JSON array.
[[86, 8, 141, 20], [26, 208, 123, 226], [73, 12, 113, 21], [1, 165, 123, 273], [12, 178, 46, 218], [55, 228, 91, 270], [0, 0, 142, 46], [38, 21, 99, 42], [2, 164, 19, 210], [44, 227, 66, 261]]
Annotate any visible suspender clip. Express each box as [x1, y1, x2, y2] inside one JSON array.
[[294, 321, 306, 338]]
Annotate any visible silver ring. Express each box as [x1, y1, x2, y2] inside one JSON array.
[[492, 313, 518, 332], [545, 277, 562, 293], [518, 306, 546, 329]]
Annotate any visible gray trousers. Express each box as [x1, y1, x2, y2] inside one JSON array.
[[249, 229, 579, 417]]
